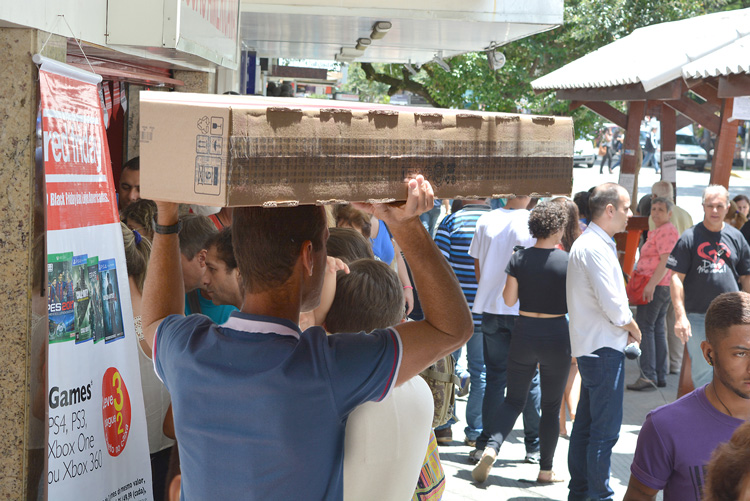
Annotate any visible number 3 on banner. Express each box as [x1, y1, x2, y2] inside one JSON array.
[[102, 367, 132, 457]]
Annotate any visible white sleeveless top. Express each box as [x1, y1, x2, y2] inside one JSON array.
[[135, 316, 175, 454], [343, 376, 434, 501]]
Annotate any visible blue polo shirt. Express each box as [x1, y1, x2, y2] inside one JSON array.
[[435, 204, 491, 326], [154, 311, 401, 500]]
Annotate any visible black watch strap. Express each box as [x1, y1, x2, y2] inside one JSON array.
[[154, 220, 182, 235]]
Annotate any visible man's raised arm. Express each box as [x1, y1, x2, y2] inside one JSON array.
[[141, 201, 186, 351], [361, 176, 473, 385]]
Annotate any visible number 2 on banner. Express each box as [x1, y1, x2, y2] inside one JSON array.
[[102, 367, 132, 457]]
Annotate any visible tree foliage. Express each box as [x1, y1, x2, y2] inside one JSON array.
[[344, 0, 745, 138]]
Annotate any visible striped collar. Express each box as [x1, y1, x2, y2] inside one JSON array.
[[221, 311, 301, 340]]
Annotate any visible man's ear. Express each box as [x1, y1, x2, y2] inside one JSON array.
[[301, 241, 315, 277], [197, 249, 208, 268], [700, 340, 714, 366]]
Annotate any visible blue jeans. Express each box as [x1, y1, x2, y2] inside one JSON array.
[[643, 151, 660, 172], [635, 285, 670, 382], [435, 326, 486, 440], [419, 205, 441, 238], [568, 348, 625, 501], [476, 313, 540, 454], [686, 312, 712, 388], [455, 325, 486, 440]]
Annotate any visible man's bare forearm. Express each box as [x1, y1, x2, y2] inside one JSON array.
[[141, 204, 185, 350], [390, 219, 472, 341], [670, 273, 687, 319]]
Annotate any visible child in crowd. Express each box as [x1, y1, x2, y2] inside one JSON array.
[[314, 247, 445, 500]]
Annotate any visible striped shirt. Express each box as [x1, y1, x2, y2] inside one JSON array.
[[435, 204, 492, 325]]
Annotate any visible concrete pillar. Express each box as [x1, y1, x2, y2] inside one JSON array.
[[125, 70, 216, 160], [0, 28, 66, 499], [174, 69, 216, 94]]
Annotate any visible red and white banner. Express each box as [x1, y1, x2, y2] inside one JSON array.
[[38, 55, 152, 501]]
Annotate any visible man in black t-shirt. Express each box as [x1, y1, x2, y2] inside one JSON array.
[[667, 185, 750, 389]]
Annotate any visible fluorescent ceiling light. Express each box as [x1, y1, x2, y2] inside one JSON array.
[[370, 21, 392, 40], [355, 38, 371, 51], [340, 47, 365, 57]]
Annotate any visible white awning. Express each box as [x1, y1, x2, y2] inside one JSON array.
[[240, 0, 564, 65], [682, 34, 750, 79], [532, 8, 750, 93]]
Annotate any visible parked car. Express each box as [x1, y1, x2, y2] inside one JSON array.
[[573, 139, 597, 168], [675, 133, 708, 171]]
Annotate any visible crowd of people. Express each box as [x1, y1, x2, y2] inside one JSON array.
[[116, 157, 750, 500]]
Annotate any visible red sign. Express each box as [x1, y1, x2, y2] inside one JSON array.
[[182, 0, 239, 41], [39, 70, 119, 231], [101, 367, 132, 457]]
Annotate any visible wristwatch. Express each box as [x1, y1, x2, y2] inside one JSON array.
[[154, 220, 182, 235]]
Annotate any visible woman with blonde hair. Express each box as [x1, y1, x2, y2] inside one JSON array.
[[122, 223, 174, 500]]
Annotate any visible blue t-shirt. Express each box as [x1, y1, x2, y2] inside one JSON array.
[[154, 311, 402, 500], [435, 204, 491, 326], [184, 290, 236, 324], [371, 221, 395, 264]]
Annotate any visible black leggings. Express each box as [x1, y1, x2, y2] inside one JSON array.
[[485, 315, 571, 471], [599, 148, 612, 172]]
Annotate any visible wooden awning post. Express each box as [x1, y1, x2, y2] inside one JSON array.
[[710, 98, 739, 188], [619, 101, 646, 209], [660, 105, 678, 198]]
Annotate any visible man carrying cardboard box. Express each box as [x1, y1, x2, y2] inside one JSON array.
[[141, 175, 473, 500]]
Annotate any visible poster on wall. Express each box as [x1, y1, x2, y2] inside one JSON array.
[[36, 54, 152, 501]]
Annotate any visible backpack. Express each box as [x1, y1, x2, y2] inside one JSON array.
[[419, 354, 460, 428]]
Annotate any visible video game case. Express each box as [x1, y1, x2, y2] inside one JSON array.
[[86, 256, 105, 343], [48, 252, 76, 343], [99, 258, 124, 343], [72, 254, 92, 343]]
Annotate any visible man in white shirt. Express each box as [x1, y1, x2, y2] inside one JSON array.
[[566, 183, 642, 501], [468, 195, 541, 464]]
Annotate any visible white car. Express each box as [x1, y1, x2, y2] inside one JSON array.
[[574, 139, 597, 168], [676, 133, 708, 171]]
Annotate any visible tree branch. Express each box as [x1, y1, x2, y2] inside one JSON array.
[[360, 62, 442, 108]]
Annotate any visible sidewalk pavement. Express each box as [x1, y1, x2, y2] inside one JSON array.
[[438, 357, 674, 500]]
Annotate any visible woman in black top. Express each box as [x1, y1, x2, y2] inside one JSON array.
[[472, 202, 571, 485]]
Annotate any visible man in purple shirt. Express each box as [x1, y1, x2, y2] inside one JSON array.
[[624, 291, 750, 501]]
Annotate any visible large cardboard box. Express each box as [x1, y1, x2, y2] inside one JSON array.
[[139, 92, 573, 206]]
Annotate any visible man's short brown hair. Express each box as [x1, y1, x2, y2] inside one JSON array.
[[325, 259, 404, 334], [204, 227, 236, 270], [326, 227, 374, 264], [589, 183, 625, 220], [232, 205, 327, 293], [703, 420, 750, 501], [705, 291, 750, 345], [179, 214, 217, 259], [333, 204, 372, 238], [122, 156, 140, 172]]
